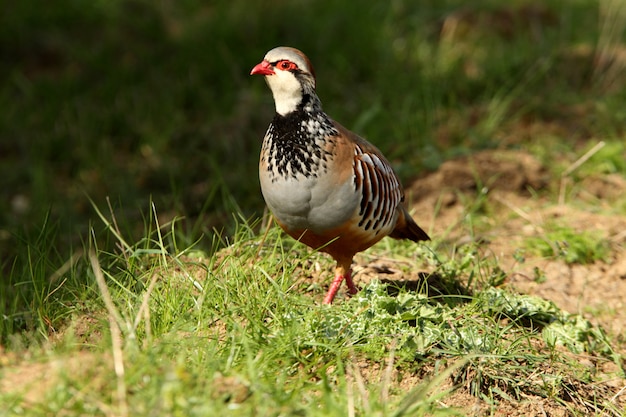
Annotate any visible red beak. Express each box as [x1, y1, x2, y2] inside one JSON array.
[[250, 60, 274, 76]]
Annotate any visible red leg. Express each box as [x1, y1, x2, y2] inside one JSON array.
[[344, 270, 358, 295], [323, 258, 357, 304], [323, 274, 344, 304]]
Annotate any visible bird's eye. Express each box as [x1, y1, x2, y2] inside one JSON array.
[[276, 60, 297, 71]]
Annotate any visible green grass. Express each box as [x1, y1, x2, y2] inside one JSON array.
[[524, 223, 611, 265], [1, 0, 626, 415], [1, 212, 621, 415]]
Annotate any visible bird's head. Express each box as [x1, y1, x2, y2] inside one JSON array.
[[251, 46, 317, 116]]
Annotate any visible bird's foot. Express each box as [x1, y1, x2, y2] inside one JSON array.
[[323, 274, 343, 304], [344, 272, 358, 296], [323, 271, 358, 304]]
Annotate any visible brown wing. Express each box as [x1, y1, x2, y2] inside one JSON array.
[[331, 121, 403, 235], [332, 120, 430, 242]]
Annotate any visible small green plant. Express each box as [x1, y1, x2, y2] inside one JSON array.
[[579, 140, 626, 176], [524, 224, 610, 265]]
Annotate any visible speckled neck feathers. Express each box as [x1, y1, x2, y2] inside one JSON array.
[[261, 91, 338, 182]]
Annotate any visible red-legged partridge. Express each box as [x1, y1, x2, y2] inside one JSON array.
[[251, 46, 430, 304]]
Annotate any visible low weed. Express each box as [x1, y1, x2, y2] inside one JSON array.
[[524, 223, 611, 265]]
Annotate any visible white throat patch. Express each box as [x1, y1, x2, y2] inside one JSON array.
[[265, 72, 303, 115]]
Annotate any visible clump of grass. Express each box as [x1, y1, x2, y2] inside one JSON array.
[[0, 213, 91, 346], [578, 140, 626, 176], [524, 224, 611, 264]]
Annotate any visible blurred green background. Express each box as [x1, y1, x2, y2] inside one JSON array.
[[2, 0, 625, 320]]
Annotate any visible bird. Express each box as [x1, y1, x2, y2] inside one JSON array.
[[251, 46, 430, 304]]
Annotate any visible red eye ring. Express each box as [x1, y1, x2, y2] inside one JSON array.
[[276, 60, 298, 71]]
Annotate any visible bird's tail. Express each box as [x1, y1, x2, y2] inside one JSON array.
[[389, 206, 430, 242]]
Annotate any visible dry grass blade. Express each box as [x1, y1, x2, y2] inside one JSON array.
[[88, 196, 133, 254], [349, 360, 371, 415], [255, 210, 275, 260], [48, 249, 84, 284], [393, 358, 468, 417], [88, 248, 126, 333], [595, 0, 626, 90], [88, 249, 129, 417], [346, 372, 355, 417], [559, 141, 606, 205], [131, 271, 160, 337], [381, 338, 398, 405]]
